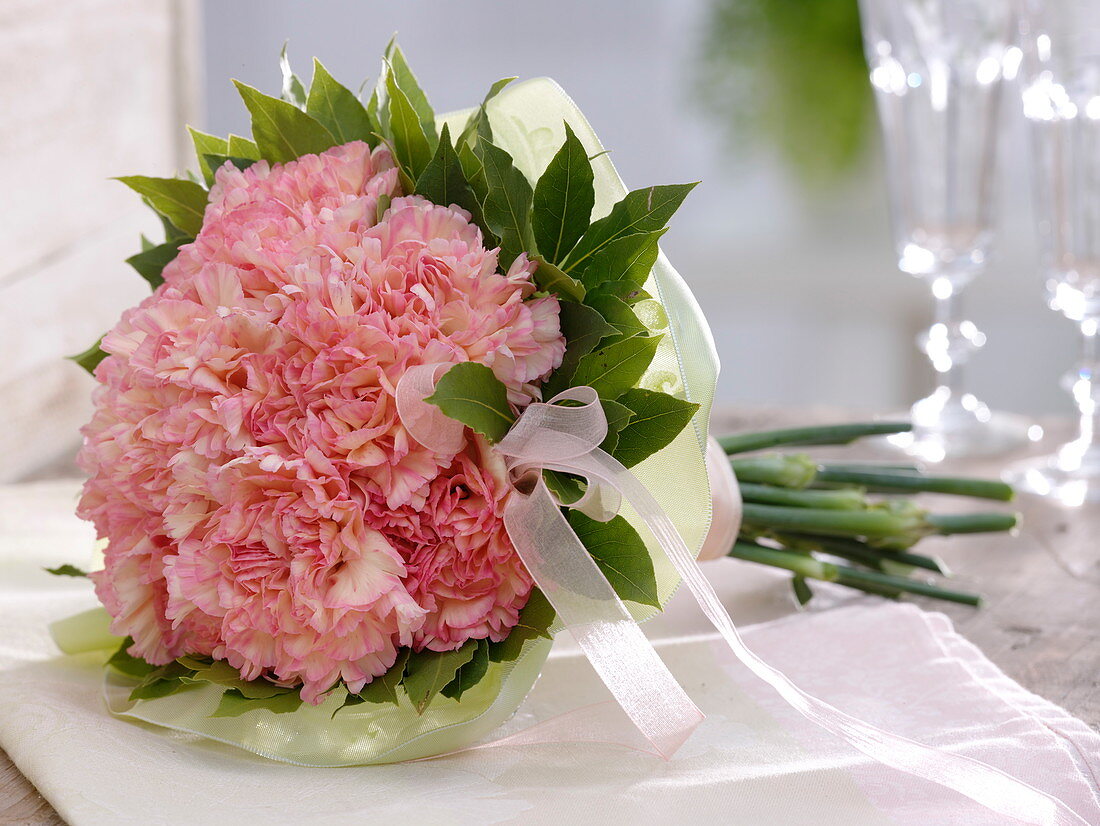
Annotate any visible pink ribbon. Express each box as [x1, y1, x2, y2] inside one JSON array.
[[397, 365, 1087, 825]]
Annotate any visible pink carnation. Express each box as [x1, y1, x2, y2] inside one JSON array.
[[373, 436, 533, 652], [78, 141, 565, 703]]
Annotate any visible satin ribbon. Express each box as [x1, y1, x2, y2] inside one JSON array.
[[397, 365, 1087, 826]]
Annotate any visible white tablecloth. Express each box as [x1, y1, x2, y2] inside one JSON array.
[[1, 480, 1097, 825]]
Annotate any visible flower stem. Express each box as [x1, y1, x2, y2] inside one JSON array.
[[815, 466, 1015, 502], [769, 532, 948, 575], [728, 542, 981, 606], [718, 421, 911, 455], [741, 502, 929, 545], [823, 462, 922, 473], [741, 501, 1017, 550], [738, 482, 865, 510], [926, 512, 1019, 534], [729, 454, 818, 488]]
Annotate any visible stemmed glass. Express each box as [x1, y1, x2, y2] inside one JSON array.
[[857, 0, 1033, 462], [1008, 0, 1100, 505]]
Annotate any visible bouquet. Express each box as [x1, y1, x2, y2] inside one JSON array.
[[52, 42, 1024, 781], [59, 42, 718, 764]]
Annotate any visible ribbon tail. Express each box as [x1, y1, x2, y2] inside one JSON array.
[[558, 447, 1088, 826], [503, 478, 704, 759]]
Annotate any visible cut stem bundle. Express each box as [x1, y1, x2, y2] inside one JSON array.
[[720, 421, 1017, 607]]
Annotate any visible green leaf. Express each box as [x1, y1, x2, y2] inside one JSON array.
[[355, 648, 410, 706], [189, 128, 229, 185], [456, 140, 496, 247], [544, 470, 586, 505], [440, 639, 490, 701], [384, 38, 436, 137], [279, 42, 307, 108], [479, 140, 535, 271], [128, 677, 190, 701], [560, 300, 617, 354], [612, 388, 700, 468], [456, 77, 515, 149], [366, 79, 384, 135], [306, 58, 375, 145], [570, 335, 660, 398], [568, 511, 660, 608], [488, 589, 554, 663], [154, 210, 190, 243], [384, 69, 434, 181], [202, 154, 256, 176], [564, 183, 697, 272], [586, 291, 646, 342], [532, 123, 595, 264], [402, 642, 477, 714], [601, 398, 635, 433], [589, 279, 646, 305], [376, 192, 392, 223], [425, 362, 515, 443], [125, 239, 186, 290], [128, 662, 194, 701], [458, 137, 485, 187], [415, 124, 483, 227], [227, 134, 261, 160], [233, 80, 336, 164], [44, 564, 88, 578], [70, 338, 108, 375], [333, 694, 367, 717], [176, 657, 291, 699], [116, 176, 208, 237], [573, 229, 665, 292], [543, 301, 618, 395], [532, 255, 585, 302], [598, 397, 635, 454], [212, 688, 303, 717], [792, 576, 815, 606], [106, 639, 158, 680]]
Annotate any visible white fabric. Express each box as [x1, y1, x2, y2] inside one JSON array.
[[1, 480, 1097, 826]]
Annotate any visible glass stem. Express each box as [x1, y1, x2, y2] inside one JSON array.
[[928, 277, 967, 398], [1068, 319, 1100, 465]]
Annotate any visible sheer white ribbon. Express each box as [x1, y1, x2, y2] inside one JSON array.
[[397, 365, 1087, 826]]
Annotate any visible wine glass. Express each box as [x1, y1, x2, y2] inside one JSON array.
[[857, 0, 1033, 462], [1008, 0, 1100, 505]]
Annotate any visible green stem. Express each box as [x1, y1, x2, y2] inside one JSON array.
[[821, 462, 922, 474], [926, 512, 1019, 534], [728, 542, 981, 606], [839, 579, 905, 600], [719, 421, 911, 455], [742, 502, 1016, 549], [816, 466, 1015, 502], [770, 532, 948, 575], [730, 454, 818, 488], [738, 482, 865, 510], [741, 502, 927, 543], [770, 533, 905, 574]]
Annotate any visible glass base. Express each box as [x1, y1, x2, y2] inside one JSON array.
[[1003, 442, 1100, 507], [880, 388, 1036, 463]]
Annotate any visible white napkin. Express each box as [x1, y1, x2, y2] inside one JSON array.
[[1, 480, 1097, 826]]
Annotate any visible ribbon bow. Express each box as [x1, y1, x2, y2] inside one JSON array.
[[397, 365, 1087, 826]]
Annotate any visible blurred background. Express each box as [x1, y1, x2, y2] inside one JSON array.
[[1, 0, 1073, 483]]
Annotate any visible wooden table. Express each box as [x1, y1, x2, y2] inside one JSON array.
[[3, 407, 1098, 825]]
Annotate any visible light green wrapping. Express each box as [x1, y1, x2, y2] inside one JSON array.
[[51, 78, 721, 766]]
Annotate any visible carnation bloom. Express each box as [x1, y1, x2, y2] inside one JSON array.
[[374, 436, 533, 652], [78, 141, 565, 703]]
